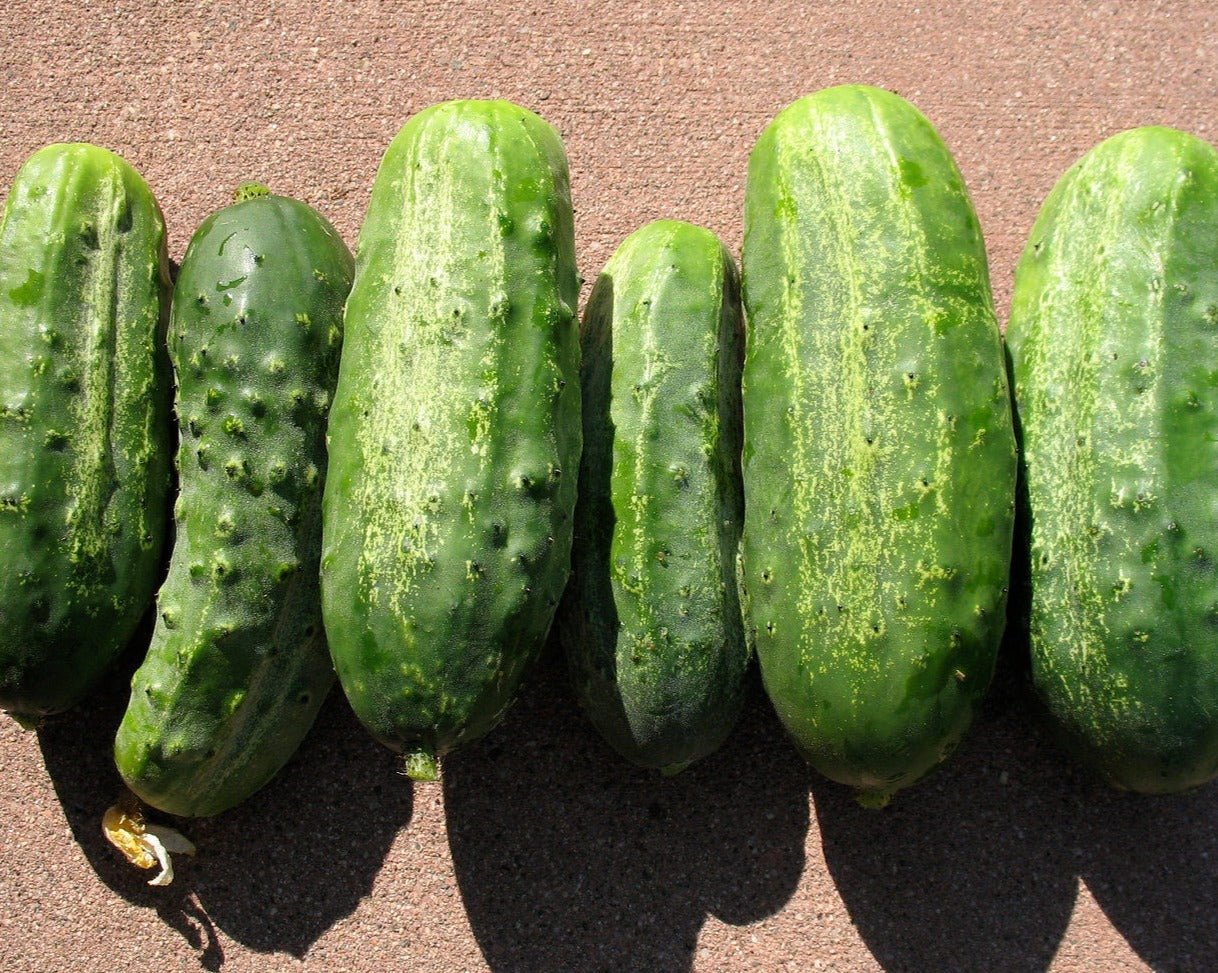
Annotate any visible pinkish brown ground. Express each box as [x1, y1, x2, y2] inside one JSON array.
[[2, 2, 1216, 971]]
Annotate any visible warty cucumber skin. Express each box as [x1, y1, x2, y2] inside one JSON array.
[[321, 100, 580, 776], [1007, 127, 1218, 794], [741, 85, 1016, 802], [114, 193, 352, 817], [0, 144, 173, 722], [560, 220, 748, 774]]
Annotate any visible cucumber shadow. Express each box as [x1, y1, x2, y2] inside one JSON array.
[[37, 655, 412, 967], [812, 659, 1080, 973], [444, 643, 811, 973], [1072, 751, 1218, 972]]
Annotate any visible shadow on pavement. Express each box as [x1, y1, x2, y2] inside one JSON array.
[[38, 661, 411, 966], [445, 643, 811, 973], [813, 655, 1079, 973], [1071, 752, 1218, 973]]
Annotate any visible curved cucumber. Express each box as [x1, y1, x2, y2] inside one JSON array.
[[1007, 127, 1218, 794], [0, 143, 173, 723], [560, 220, 748, 774], [114, 190, 352, 816], [322, 100, 580, 778], [741, 85, 1016, 803]]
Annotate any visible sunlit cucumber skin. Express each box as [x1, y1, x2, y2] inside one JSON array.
[[0, 143, 173, 722], [321, 100, 580, 776], [560, 220, 748, 774], [1007, 127, 1218, 794], [741, 85, 1016, 802], [115, 191, 351, 816]]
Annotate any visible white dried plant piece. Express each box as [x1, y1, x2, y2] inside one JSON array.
[[102, 801, 195, 886]]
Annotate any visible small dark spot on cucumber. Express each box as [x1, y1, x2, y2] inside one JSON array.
[[28, 598, 50, 624]]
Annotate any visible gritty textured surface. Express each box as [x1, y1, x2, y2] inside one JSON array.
[[2, 1, 1217, 971]]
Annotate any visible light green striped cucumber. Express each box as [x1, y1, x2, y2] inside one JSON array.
[[559, 219, 748, 775], [114, 185, 352, 816], [322, 100, 580, 780], [1007, 127, 1218, 794], [741, 85, 1017, 804], [0, 143, 172, 724]]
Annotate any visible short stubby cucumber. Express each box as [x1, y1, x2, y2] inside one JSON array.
[[1007, 127, 1218, 794], [114, 187, 352, 816], [322, 100, 580, 780], [559, 220, 748, 774], [741, 85, 1017, 804], [0, 143, 173, 723]]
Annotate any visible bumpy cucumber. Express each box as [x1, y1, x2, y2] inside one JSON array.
[[0, 143, 172, 723], [559, 220, 748, 774], [114, 188, 351, 816], [1007, 127, 1218, 794], [741, 85, 1016, 803], [321, 100, 580, 779]]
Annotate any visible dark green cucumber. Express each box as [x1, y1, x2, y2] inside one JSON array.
[[321, 100, 580, 780], [559, 219, 748, 774], [114, 188, 352, 816], [1007, 127, 1218, 794], [741, 85, 1017, 804], [0, 143, 173, 723]]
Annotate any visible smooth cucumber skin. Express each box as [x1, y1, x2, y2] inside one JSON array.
[[114, 193, 352, 816], [0, 144, 173, 722], [1007, 127, 1218, 794], [741, 85, 1016, 802], [559, 220, 748, 774], [322, 100, 580, 773]]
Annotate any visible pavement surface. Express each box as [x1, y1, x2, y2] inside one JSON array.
[[2, 2, 1217, 971]]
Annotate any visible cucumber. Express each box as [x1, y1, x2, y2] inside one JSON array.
[[0, 143, 173, 723], [559, 220, 748, 775], [741, 85, 1017, 804], [321, 100, 580, 780], [1007, 127, 1218, 794], [113, 187, 352, 816]]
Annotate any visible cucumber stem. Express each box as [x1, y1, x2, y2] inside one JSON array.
[[659, 759, 692, 777], [403, 748, 438, 781], [232, 182, 271, 204], [855, 788, 894, 810]]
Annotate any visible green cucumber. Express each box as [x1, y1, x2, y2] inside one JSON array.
[[741, 85, 1017, 804], [0, 143, 173, 723], [1007, 126, 1218, 793], [321, 100, 580, 779], [559, 219, 748, 774], [113, 188, 352, 816]]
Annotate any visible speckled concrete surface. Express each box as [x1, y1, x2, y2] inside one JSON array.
[[1, 2, 1216, 971]]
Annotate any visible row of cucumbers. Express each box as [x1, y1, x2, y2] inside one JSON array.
[[3, 87, 1217, 837]]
